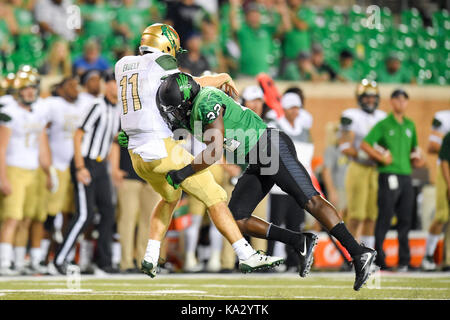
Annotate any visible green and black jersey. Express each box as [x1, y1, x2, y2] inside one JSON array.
[[189, 87, 267, 160]]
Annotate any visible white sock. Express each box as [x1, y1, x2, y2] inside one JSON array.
[[185, 214, 202, 253], [144, 240, 160, 265], [14, 247, 26, 269], [360, 235, 375, 249], [0, 243, 13, 268], [232, 238, 256, 261], [79, 240, 94, 268], [426, 234, 440, 257], [111, 241, 121, 267], [273, 241, 286, 259], [209, 223, 223, 252], [40, 239, 51, 262], [67, 246, 76, 262], [30, 248, 42, 267]]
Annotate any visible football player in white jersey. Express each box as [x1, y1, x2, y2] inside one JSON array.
[[0, 71, 52, 275], [339, 79, 386, 250], [30, 76, 82, 273], [115, 23, 283, 277], [422, 109, 450, 271]]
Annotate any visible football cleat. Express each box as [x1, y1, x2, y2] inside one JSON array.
[[352, 245, 377, 291], [206, 251, 222, 273], [239, 251, 284, 274], [0, 266, 19, 276], [296, 232, 318, 278], [421, 255, 436, 272], [141, 260, 157, 278], [184, 252, 203, 273]]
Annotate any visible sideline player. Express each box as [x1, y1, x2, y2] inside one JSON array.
[[151, 72, 378, 290], [339, 80, 386, 249], [422, 109, 450, 270], [115, 23, 283, 277], [0, 71, 51, 275]]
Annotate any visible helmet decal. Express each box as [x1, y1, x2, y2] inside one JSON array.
[[161, 25, 178, 51], [176, 73, 191, 101]]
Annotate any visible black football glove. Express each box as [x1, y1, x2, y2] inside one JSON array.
[[166, 164, 196, 189]]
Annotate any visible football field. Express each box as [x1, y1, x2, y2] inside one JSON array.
[[0, 271, 449, 300]]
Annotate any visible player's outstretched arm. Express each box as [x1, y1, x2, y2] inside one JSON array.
[[166, 112, 225, 189], [194, 73, 239, 99]]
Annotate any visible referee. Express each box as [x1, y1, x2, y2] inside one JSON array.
[[55, 71, 121, 274], [361, 89, 425, 271]]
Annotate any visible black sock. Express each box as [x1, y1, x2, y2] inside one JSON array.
[[267, 224, 303, 249], [330, 222, 363, 257]]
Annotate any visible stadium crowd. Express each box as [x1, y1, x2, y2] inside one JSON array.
[[0, 0, 449, 84], [0, 0, 449, 276]]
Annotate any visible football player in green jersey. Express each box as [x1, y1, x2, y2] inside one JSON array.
[[120, 72, 377, 290]]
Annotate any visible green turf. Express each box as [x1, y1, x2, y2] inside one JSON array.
[[0, 272, 449, 300]]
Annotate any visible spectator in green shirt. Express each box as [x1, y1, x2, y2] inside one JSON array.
[[283, 0, 315, 60], [229, 0, 290, 77], [80, 0, 115, 41], [11, 0, 35, 35], [361, 89, 425, 271], [377, 53, 415, 84], [113, 0, 150, 46], [280, 51, 314, 81], [200, 19, 227, 73], [336, 49, 360, 82]]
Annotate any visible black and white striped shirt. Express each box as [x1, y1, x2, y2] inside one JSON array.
[[79, 97, 120, 161]]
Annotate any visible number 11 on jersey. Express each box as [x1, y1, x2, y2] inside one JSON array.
[[120, 73, 142, 114]]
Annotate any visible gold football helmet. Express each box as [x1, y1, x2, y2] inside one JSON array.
[[12, 71, 39, 105], [0, 73, 16, 96], [356, 79, 379, 113], [13, 71, 39, 91], [139, 23, 183, 57]]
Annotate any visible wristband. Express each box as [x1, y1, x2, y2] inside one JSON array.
[[177, 164, 196, 181], [76, 166, 85, 171]]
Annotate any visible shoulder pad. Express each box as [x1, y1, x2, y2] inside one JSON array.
[[155, 54, 178, 71], [432, 117, 442, 128], [341, 116, 352, 126]]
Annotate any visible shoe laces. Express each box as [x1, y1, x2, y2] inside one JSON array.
[[255, 250, 268, 261]]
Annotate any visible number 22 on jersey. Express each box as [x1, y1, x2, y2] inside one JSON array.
[[120, 73, 142, 114]]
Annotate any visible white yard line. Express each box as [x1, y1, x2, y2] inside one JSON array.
[[0, 271, 449, 282], [0, 289, 447, 300]]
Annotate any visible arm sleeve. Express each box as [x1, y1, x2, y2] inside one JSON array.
[[339, 112, 354, 132], [431, 115, 445, 133], [363, 122, 383, 146]]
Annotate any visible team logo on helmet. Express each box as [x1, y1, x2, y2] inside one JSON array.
[[176, 73, 192, 101], [161, 24, 178, 52]]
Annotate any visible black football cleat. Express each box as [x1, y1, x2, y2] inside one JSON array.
[[352, 246, 377, 291], [296, 232, 318, 278]]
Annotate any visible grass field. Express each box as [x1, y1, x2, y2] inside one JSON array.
[[0, 271, 449, 300]]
